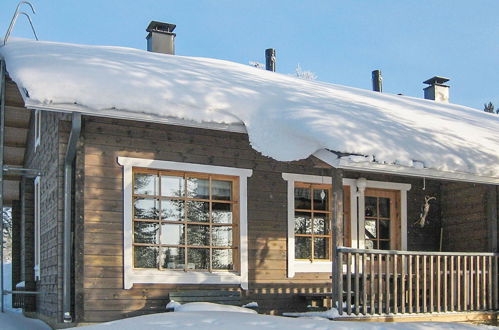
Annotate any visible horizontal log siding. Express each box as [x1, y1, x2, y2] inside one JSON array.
[[441, 182, 490, 252], [81, 116, 332, 322]]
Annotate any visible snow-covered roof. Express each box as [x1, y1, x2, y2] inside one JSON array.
[[1, 38, 498, 180]]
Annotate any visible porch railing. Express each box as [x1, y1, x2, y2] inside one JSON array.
[[335, 247, 499, 316]]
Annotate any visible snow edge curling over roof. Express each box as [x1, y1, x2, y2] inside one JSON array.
[[1, 38, 499, 182]]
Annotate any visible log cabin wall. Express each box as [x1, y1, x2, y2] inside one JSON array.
[[24, 109, 71, 321], [441, 182, 497, 252], [80, 116, 332, 321]]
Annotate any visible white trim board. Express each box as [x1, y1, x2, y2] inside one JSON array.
[[313, 149, 499, 186], [117, 157, 252, 290], [282, 173, 357, 278]]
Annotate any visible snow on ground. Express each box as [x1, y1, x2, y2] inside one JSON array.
[[72, 304, 491, 330], [0, 263, 51, 330], [1, 38, 498, 177]]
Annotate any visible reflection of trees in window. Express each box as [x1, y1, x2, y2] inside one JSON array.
[[132, 169, 237, 272], [364, 196, 391, 250], [294, 183, 332, 261]]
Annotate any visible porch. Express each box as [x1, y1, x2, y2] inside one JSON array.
[[333, 247, 499, 318]]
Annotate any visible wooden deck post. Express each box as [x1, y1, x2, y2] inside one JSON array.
[[331, 168, 344, 312]]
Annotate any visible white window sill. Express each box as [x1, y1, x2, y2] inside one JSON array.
[[293, 261, 332, 273], [125, 269, 245, 289]]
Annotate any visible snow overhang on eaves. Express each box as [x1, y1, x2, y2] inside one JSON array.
[[313, 149, 499, 186]]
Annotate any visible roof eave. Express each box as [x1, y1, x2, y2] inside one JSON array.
[[313, 149, 499, 186]]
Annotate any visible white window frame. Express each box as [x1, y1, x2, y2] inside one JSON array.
[[283, 173, 410, 278], [34, 110, 41, 150], [118, 157, 252, 290], [34, 176, 41, 280]]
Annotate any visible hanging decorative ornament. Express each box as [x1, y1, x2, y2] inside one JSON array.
[[320, 190, 326, 200]]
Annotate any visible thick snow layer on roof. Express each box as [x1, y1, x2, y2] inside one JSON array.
[[1, 38, 498, 177]]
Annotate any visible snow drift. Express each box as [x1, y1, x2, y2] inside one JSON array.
[[1, 38, 498, 177]]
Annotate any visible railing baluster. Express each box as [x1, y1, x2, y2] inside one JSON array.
[[470, 256, 474, 310], [362, 253, 367, 315], [429, 255, 434, 313], [354, 253, 360, 315], [347, 252, 352, 315], [370, 253, 375, 315], [482, 255, 486, 311], [457, 256, 461, 311], [401, 254, 406, 314], [475, 256, 480, 310], [436, 255, 441, 313], [423, 255, 427, 313], [488, 256, 492, 310], [409, 255, 413, 313], [494, 256, 498, 311], [394, 254, 398, 314], [385, 254, 390, 314], [378, 253, 382, 314], [450, 256, 454, 312], [337, 251, 343, 315], [464, 256, 468, 310], [415, 255, 420, 313]]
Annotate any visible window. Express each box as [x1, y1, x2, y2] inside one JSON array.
[[34, 176, 41, 280], [118, 157, 252, 289], [132, 169, 237, 271], [34, 110, 41, 150], [294, 183, 331, 261]]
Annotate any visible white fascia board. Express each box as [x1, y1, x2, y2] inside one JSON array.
[[313, 149, 499, 186], [24, 101, 247, 134]]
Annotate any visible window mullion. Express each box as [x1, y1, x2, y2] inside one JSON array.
[[184, 174, 188, 271]]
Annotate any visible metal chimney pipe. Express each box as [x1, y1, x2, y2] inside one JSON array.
[[372, 70, 382, 92], [146, 21, 176, 55], [265, 48, 276, 72]]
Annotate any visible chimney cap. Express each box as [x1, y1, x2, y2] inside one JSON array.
[[423, 76, 450, 86], [146, 21, 176, 34]]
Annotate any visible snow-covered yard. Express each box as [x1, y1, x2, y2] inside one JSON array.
[[72, 302, 492, 330], [0, 263, 51, 330]]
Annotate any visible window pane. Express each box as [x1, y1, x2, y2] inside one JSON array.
[[212, 203, 232, 224], [294, 187, 311, 210], [134, 221, 159, 244], [134, 198, 159, 220], [314, 237, 329, 259], [212, 249, 233, 270], [295, 237, 311, 259], [379, 220, 390, 239], [134, 246, 158, 268], [294, 212, 311, 234], [162, 247, 185, 269], [187, 248, 209, 269], [313, 189, 328, 211], [313, 214, 329, 235], [186, 201, 209, 222], [187, 225, 210, 246], [186, 178, 209, 199], [212, 226, 232, 247], [134, 173, 158, 195], [212, 180, 232, 201], [161, 199, 184, 221], [379, 240, 390, 250], [365, 197, 377, 217], [365, 220, 377, 239], [160, 223, 185, 245], [161, 175, 184, 197], [379, 197, 390, 218]]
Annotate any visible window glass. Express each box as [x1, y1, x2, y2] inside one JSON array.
[[132, 170, 238, 271], [294, 183, 332, 261]]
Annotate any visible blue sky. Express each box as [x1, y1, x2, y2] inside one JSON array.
[[1, 0, 498, 110]]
